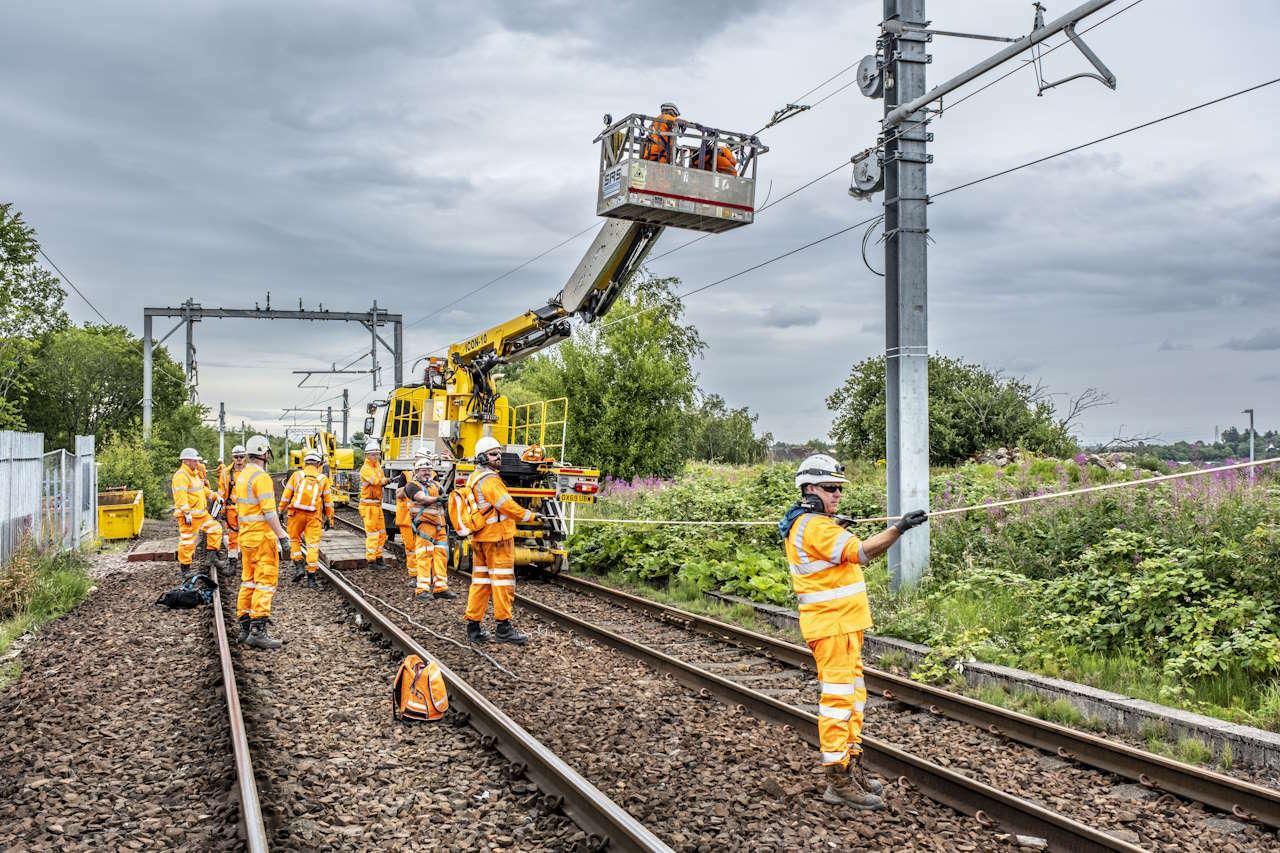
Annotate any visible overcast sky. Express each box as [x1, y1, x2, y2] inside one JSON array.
[[4, 0, 1278, 447]]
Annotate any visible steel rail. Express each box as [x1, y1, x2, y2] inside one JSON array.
[[429, 566, 1137, 853], [318, 562, 672, 853], [551, 573, 1280, 831], [210, 566, 270, 853]]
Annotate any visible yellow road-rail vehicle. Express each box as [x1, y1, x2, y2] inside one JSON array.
[[366, 111, 767, 573], [288, 431, 356, 505]]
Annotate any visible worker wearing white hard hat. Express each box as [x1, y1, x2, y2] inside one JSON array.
[[218, 445, 249, 569], [780, 454, 927, 810], [171, 447, 226, 578], [233, 435, 290, 650], [462, 437, 539, 646], [358, 439, 389, 566], [392, 452, 429, 590], [281, 447, 335, 589], [403, 452, 455, 601]]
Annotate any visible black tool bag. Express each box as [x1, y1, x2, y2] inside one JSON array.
[[155, 573, 218, 609]]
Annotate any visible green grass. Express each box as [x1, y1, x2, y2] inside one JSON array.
[[0, 545, 94, 670]]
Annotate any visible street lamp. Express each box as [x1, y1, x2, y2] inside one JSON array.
[[1242, 408, 1255, 482]]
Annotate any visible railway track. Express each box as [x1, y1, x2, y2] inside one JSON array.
[[330, 513, 1128, 850], [333, 508, 1276, 850], [543, 572, 1280, 832], [208, 566, 269, 853]]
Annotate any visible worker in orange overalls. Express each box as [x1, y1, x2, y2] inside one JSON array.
[[233, 435, 289, 650], [392, 459, 425, 588], [281, 448, 334, 589], [172, 447, 225, 577], [780, 454, 927, 810], [691, 137, 738, 175], [403, 453, 456, 601], [463, 437, 538, 645], [642, 102, 681, 164], [217, 445, 247, 570], [359, 439, 389, 567]]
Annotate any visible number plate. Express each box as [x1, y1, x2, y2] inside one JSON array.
[[558, 492, 596, 504]]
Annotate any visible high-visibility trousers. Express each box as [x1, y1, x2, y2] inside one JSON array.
[[236, 535, 280, 620], [177, 511, 223, 566], [430, 534, 448, 593], [359, 504, 387, 561], [287, 511, 323, 573], [414, 524, 448, 594], [225, 507, 239, 557], [464, 538, 514, 622], [399, 524, 423, 579], [807, 630, 867, 770]]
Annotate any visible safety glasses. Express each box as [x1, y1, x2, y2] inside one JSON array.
[[816, 484, 844, 495]]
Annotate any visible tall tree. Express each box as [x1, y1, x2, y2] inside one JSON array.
[[689, 392, 772, 464], [0, 202, 68, 428], [827, 354, 1080, 465], [511, 274, 705, 479], [23, 324, 185, 448]]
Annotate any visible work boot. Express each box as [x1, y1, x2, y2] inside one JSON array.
[[290, 560, 306, 583], [414, 589, 432, 602], [204, 546, 228, 573], [408, 576, 417, 588], [822, 764, 884, 810], [494, 620, 528, 645], [466, 620, 491, 644], [848, 754, 883, 794], [229, 553, 240, 571], [373, 556, 385, 568], [433, 589, 458, 601], [236, 614, 251, 644], [245, 618, 282, 650], [305, 573, 318, 589]]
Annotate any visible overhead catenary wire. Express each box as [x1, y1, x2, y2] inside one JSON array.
[[571, 456, 1280, 528], [37, 247, 110, 324]]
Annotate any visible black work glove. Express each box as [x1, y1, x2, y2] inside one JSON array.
[[324, 517, 332, 530], [894, 509, 928, 533]]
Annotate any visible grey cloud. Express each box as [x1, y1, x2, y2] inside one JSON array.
[[1223, 328, 1280, 351], [1259, 373, 1280, 383], [1159, 339, 1190, 351], [761, 303, 817, 328]]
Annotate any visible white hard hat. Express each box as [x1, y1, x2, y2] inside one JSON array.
[[474, 436, 501, 456], [413, 452, 433, 470], [660, 101, 680, 116], [179, 447, 200, 461], [364, 439, 381, 454], [795, 454, 850, 489], [304, 449, 323, 463], [245, 435, 272, 458], [231, 445, 246, 457]]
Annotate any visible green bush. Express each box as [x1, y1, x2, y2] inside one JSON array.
[[97, 434, 170, 519]]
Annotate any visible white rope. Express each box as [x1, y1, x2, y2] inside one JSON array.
[[573, 456, 1280, 528]]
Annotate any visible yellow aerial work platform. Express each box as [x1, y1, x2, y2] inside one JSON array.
[[98, 488, 144, 540]]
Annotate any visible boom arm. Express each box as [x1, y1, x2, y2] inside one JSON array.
[[445, 219, 663, 416]]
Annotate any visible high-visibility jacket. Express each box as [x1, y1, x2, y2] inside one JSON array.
[[642, 112, 679, 164], [218, 464, 244, 528], [282, 464, 334, 519], [469, 468, 532, 543], [407, 479, 446, 536], [171, 465, 211, 517], [782, 512, 871, 640], [232, 462, 278, 540], [360, 460, 387, 508], [394, 471, 419, 527]]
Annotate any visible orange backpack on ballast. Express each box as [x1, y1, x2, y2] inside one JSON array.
[[392, 654, 448, 723]]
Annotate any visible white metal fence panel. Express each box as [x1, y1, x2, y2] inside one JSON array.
[[1, 430, 44, 571], [75, 435, 96, 546]]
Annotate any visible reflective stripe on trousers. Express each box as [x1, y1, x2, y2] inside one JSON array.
[[808, 630, 867, 769], [465, 539, 515, 622]]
